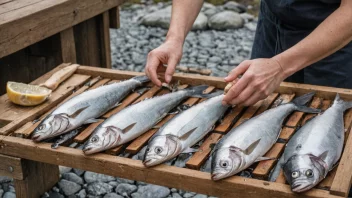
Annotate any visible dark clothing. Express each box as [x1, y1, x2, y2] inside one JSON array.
[[251, 0, 352, 89]]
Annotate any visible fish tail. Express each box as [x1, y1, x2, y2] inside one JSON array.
[[186, 85, 214, 98], [334, 93, 352, 110], [132, 75, 150, 84], [292, 92, 321, 114]]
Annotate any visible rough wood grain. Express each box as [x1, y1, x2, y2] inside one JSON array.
[[60, 27, 77, 63], [99, 11, 112, 68], [0, 135, 330, 198], [74, 120, 104, 143], [0, 154, 25, 180], [254, 93, 279, 116], [109, 7, 120, 29], [213, 106, 245, 133]]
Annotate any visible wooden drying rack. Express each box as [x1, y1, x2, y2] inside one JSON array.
[[0, 63, 352, 198]]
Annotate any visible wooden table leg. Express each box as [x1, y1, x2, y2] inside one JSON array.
[[109, 7, 120, 29], [60, 27, 77, 63], [14, 160, 59, 198]]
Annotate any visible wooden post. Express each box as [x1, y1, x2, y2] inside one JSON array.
[[99, 11, 112, 69], [60, 27, 77, 63], [109, 7, 120, 29]]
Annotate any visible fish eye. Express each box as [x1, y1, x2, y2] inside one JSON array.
[[292, 171, 300, 178], [146, 148, 150, 152], [91, 136, 99, 143], [155, 146, 163, 154], [305, 169, 314, 178], [38, 124, 45, 131], [220, 160, 229, 168]]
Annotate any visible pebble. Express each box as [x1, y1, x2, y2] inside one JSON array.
[[172, 192, 183, 198], [183, 192, 196, 198], [115, 183, 138, 196], [133, 184, 170, 198], [76, 189, 87, 198], [0, 177, 11, 184], [58, 179, 82, 196], [116, 177, 135, 185], [104, 193, 124, 198], [62, 172, 84, 185], [3, 192, 16, 198], [208, 11, 244, 30], [59, 166, 72, 174], [0, 189, 4, 198], [73, 168, 85, 176], [87, 182, 113, 196], [48, 192, 65, 198], [193, 194, 208, 198], [84, 171, 116, 183]]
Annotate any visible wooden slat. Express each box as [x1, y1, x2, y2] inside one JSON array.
[[232, 100, 263, 129], [74, 120, 104, 143], [89, 78, 111, 90], [109, 7, 120, 29], [252, 143, 286, 179], [0, 135, 331, 198], [271, 94, 295, 108], [213, 106, 245, 133], [317, 167, 337, 190], [60, 27, 77, 63], [301, 97, 323, 125], [13, 76, 102, 138], [125, 86, 215, 154], [275, 170, 286, 184], [0, 0, 126, 58], [0, 74, 91, 135], [254, 93, 279, 116], [99, 11, 112, 68], [0, 154, 25, 180]]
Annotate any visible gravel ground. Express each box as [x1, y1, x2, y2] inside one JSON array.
[[0, 1, 257, 198]]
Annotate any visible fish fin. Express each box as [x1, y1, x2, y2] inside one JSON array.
[[295, 106, 321, 114], [193, 90, 224, 99], [135, 87, 150, 95], [318, 151, 329, 161], [292, 92, 316, 106], [255, 156, 275, 162], [334, 93, 352, 110], [179, 127, 198, 141], [84, 118, 100, 124], [182, 147, 198, 153], [132, 75, 150, 83], [161, 83, 173, 91], [268, 156, 285, 182], [121, 123, 136, 134], [69, 106, 89, 118], [243, 139, 261, 155], [186, 85, 210, 98]]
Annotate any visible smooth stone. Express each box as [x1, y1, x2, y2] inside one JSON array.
[[73, 168, 85, 176], [76, 189, 87, 198], [171, 188, 178, 193], [59, 166, 72, 174], [67, 195, 77, 198], [193, 194, 208, 198], [104, 193, 124, 198], [202, 2, 216, 11], [58, 179, 82, 196], [87, 182, 113, 196], [48, 192, 65, 198], [3, 192, 16, 198], [0, 189, 4, 198], [223, 1, 247, 13], [192, 13, 208, 31], [245, 22, 257, 32], [84, 172, 115, 183], [172, 192, 183, 198], [206, 62, 218, 68], [116, 177, 135, 185], [240, 13, 255, 22], [208, 11, 244, 30], [208, 56, 222, 64], [108, 181, 119, 188], [136, 181, 147, 186], [62, 173, 84, 185], [0, 176, 11, 183], [41, 192, 49, 198], [203, 8, 218, 18], [140, 6, 172, 29], [135, 184, 170, 198], [8, 185, 15, 193], [115, 183, 137, 196], [53, 186, 60, 193], [183, 192, 196, 198]]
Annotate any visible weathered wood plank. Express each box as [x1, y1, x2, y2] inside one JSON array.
[[109, 7, 120, 29], [231, 100, 263, 129], [0, 74, 91, 135], [0, 135, 329, 198], [300, 97, 323, 125], [213, 106, 245, 133], [74, 120, 104, 143], [99, 11, 112, 68], [0, 154, 25, 180], [253, 93, 279, 116], [60, 27, 77, 63]]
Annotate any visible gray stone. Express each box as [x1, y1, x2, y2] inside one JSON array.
[[48, 192, 65, 198], [202, 2, 216, 11], [240, 13, 255, 22], [206, 62, 217, 68], [171, 188, 178, 193], [73, 168, 85, 176], [136, 181, 147, 186], [0, 189, 4, 198], [0, 176, 11, 183], [208, 56, 222, 64], [245, 22, 257, 32], [183, 192, 196, 198], [193, 194, 208, 198], [203, 8, 218, 18], [140, 6, 172, 29], [87, 182, 113, 196], [108, 181, 119, 188], [41, 192, 50, 198], [116, 177, 135, 185], [62, 172, 84, 185], [8, 185, 15, 193], [224, 1, 247, 13], [53, 186, 60, 193], [87, 195, 102, 198], [104, 193, 123, 198], [208, 11, 244, 30], [76, 189, 87, 198], [3, 192, 16, 198], [59, 166, 72, 174], [135, 184, 170, 198], [84, 171, 115, 183], [172, 192, 183, 198], [58, 179, 82, 196], [192, 13, 208, 31], [115, 183, 137, 196], [68, 195, 77, 198]]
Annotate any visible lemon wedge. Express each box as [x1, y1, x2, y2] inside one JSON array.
[[6, 82, 52, 106]]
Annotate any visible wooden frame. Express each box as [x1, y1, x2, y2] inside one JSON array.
[[1, 65, 352, 198]]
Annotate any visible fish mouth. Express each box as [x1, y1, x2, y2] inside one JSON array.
[[291, 181, 313, 193], [82, 147, 94, 155], [211, 173, 225, 181], [143, 158, 157, 167], [31, 134, 42, 142]]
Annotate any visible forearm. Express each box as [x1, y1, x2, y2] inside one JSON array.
[[274, 0, 352, 78], [166, 0, 204, 42]]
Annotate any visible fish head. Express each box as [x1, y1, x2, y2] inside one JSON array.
[[283, 154, 327, 193], [83, 125, 121, 155], [211, 146, 245, 181], [143, 135, 181, 167], [31, 113, 70, 142]]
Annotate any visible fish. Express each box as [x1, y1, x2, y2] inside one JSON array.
[[143, 92, 229, 167], [31, 75, 150, 142], [82, 85, 210, 155], [273, 94, 352, 193], [51, 129, 80, 149], [211, 92, 320, 181]]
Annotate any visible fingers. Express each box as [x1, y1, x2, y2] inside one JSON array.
[[225, 60, 252, 82], [222, 73, 251, 105], [228, 85, 255, 106], [240, 92, 264, 107], [165, 56, 179, 83], [145, 52, 162, 86]]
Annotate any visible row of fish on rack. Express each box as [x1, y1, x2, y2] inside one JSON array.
[[30, 76, 352, 193]]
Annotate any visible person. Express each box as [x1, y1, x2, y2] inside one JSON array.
[[145, 0, 352, 106]]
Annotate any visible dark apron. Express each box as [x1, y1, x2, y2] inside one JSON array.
[[251, 0, 352, 89]]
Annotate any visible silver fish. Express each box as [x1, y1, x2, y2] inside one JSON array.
[[143, 93, 229, 167], [31, 76, 150, 142], [211, 92, 320, 181], [83, 85, 210, 155], [275, 94, 352, 193]]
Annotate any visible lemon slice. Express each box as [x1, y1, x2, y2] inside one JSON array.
[[6, 82, 52, 106]]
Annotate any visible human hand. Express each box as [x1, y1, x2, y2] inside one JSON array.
[[222, 58, 287, 106], [145, 39, 183, 86]]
